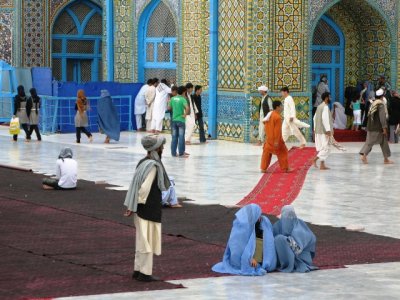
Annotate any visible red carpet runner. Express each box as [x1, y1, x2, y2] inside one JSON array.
[[238, 147, 316, 215]]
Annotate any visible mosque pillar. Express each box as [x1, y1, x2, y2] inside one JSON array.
[[208, 0, 218, 139], [105, 0, 114, 81]]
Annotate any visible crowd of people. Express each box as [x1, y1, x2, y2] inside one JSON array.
[[134, 78, 208, 157]]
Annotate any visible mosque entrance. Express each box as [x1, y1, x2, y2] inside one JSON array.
[[312, 15, 344, 104], [311, 0, 394, 106]]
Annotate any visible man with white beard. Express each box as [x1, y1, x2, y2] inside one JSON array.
[[151, 79, 172, 134]]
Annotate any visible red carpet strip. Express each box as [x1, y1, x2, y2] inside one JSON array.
[[333, 129, 367, 142], [238, 147, 316, 215]]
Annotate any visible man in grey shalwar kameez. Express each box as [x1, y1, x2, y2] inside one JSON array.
[[124, 135, 171, 282], [360, 89, 393, 165]]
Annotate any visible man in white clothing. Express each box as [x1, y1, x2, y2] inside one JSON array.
[[135, 79, 152, 131], [281, 86, 309, 148], [151, 79, 172, 134], [185, 82, 198, 144], [145, 78, 159, 132], [313, 92, 333, 170]]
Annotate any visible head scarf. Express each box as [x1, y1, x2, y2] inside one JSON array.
[[77, 89, 86, 100], [29, 88, 40, 112], [141, 134, 166, 161], [58, 148, 73, 161], [17, 85, 26, 98], [100, 90, 110, 98]]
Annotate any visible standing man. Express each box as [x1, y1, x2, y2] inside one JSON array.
[[261, 101, 291, 173], [281, 87, 309, 148], [313, 92, 333, 170], [313, 75, 330, 116], [124, 135, 171, 282], [169, 86, 190, 157], [257, 85, 273, 145], [359, 89, 393, 165], [151, 79, 172, 134], [192, 85, 207, 143], [135, 79, 152, 131], [145, 78, 159, 132], [185, 83, 198, 144]]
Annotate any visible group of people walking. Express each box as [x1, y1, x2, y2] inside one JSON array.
[[134, 79, 207, 157], [258, 86, 310, 173]]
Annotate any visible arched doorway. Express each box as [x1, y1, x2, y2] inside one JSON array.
[[52, 0, 102, 83], [310, 0, 395, 107], [312, 15, 344, 104], [138, 0, 177, 83]]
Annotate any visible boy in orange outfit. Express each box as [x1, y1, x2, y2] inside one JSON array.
[[261, 101, 292, 173]]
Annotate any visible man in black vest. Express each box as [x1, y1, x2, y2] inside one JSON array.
[[124, 135, 171, 282]]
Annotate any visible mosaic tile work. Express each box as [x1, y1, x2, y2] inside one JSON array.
[[218, 0, 246, 91], [249, 96, 310, 143], [136, 0, 180, 19], [50, 0, 102, 22], [250, 0, 271, 91], [22, 0, 46, 67], [0, 0, 12, 7], [272, 0, 305, 91], [309, 0, 397, 27], [325, 5, 360, 86], [181, 0, 209, 88], [114, 0, 134, 82], [0, 11, 13, 64]]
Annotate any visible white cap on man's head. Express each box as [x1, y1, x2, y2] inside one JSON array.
[[258, 85, 269, 92], [376, 89, 384, 97]]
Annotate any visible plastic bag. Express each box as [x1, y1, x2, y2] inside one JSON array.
[[9, 117, 21, 135]]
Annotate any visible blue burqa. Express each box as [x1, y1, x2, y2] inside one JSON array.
[[212, 204, 277, 276], [273, 205, 318, 273], [97, 90, 120, 141]]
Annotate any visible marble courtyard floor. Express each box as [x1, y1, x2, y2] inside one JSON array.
[[1, 126, 400, 299]]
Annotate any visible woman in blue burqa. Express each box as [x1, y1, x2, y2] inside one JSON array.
[[273, 205, 318, 273], [97, 90, 120, 143], [212, 204, 277, 276]]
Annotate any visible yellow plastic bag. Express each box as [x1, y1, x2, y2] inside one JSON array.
[[9, 117, 21, 135]]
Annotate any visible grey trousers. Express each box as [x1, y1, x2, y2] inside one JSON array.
[[389, 125, 399, 143], [360, 134, 391, 158]]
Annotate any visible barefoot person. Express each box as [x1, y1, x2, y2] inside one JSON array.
[[124, 135, 171, 282], [42, 148, 77, 190], [313, 92, 333, 170], [281, 87, 309, 148], [257, 85, 273, 146], [261, 101, 292, 173], [360, 89, 393, 165]]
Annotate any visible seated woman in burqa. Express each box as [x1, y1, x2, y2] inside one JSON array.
[[212, 204, 277, 276], [273, 205, 318, 273]]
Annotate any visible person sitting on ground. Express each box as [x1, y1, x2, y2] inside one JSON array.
[[162, 177, 182, 208], [212, 204, 277, 276], [273, 205, 318, 273], [42, 148, 78, 190]]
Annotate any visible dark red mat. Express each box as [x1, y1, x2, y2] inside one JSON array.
[[238, 147, 316, 215], [2, 167, 400, 299], [334, 129, 367, 142]]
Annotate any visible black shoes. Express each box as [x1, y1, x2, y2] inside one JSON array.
[[133, 271, 161, 282]]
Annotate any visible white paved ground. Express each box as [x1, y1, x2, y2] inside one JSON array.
[[1, 126, 400, 299]]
